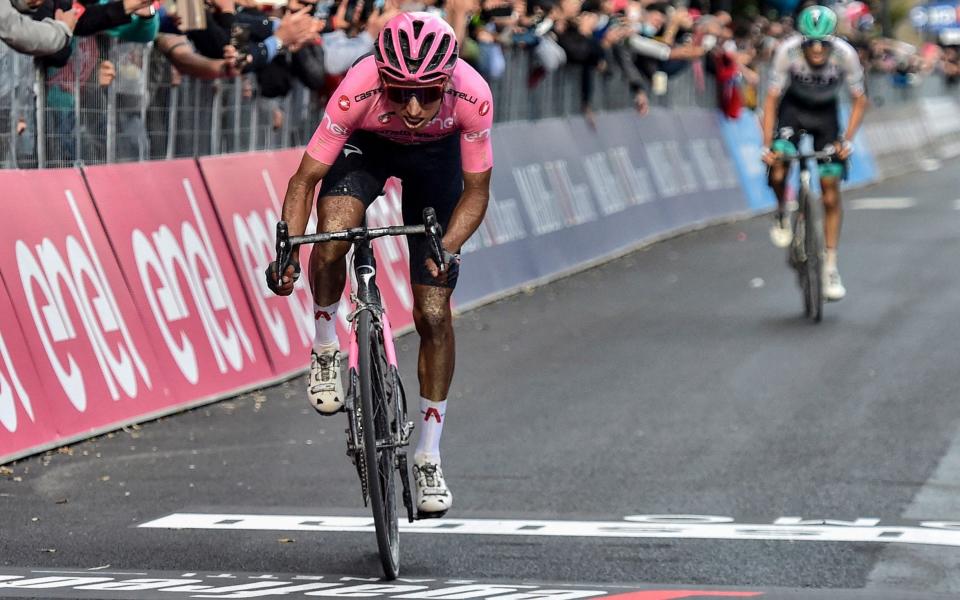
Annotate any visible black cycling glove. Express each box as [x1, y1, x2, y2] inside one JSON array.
[[265, 260, 301, 294]]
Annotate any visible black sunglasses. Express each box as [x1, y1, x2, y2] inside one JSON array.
[[802, 38, 832, 50], [383, 84, 445, 105]]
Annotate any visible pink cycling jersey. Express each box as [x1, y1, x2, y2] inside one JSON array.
[[306, 55, 494, 173]]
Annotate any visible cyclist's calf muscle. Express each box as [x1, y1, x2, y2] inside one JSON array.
[[412, 284, 456, 401]]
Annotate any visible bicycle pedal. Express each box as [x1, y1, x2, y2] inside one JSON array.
[[416, 509, 448, 520]]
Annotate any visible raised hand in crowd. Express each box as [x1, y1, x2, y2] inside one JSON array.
[[157, 32, 240, 80], [446, 0, 479, 42], [222, 43, 247, 74], [209, 0, 237, 14], [275, 5, 315, 52], [366, 0, 402, 39], [54, 7, 78, 32]]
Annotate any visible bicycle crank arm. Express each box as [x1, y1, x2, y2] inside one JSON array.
[[396, 452, 415, 523]]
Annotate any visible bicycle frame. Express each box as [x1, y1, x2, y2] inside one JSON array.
[[775, 137, 833, 322], [346, 241, 412, 454]]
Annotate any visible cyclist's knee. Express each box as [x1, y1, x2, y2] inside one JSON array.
[[768, 165, 787, 187], [412, 291, 453, 340], [309, 240, 349, 270]]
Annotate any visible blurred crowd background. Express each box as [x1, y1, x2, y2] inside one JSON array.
[[1, 0, 958, 168]]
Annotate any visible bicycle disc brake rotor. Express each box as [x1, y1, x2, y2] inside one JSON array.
[[352, 399, 369, 504]]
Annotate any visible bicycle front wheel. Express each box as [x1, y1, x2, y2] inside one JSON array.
[[357, 309, 400, 579], [802, 187, 823, 323]]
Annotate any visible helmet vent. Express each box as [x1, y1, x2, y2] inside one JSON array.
[[443, 40, 458, 69], [425, 34, 451, 72], [398, 29, 412, 70], [406, 32, 435, 71], [382, 28, 403, 69], [412, 19, 424, 37]]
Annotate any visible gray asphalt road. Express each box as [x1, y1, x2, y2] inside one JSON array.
[[3, 162, 960, 599]]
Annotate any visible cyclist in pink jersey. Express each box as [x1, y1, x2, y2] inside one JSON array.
[[266, 11, 493, 517]]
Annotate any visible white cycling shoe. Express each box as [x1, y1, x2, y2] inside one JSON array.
[[308, 346, 344, 415], [413, 458, 452, 518], [823, 267, 846, 302], [769, 213, 792, 248]]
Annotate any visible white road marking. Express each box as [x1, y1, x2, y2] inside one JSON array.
[[139, 513, 960, 547], [867, 424, 960, 592], [848, 197, 917, 210]]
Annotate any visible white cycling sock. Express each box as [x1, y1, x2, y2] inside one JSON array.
[[313, 301, 340, 352], [825, 249, 838, 272], [415, 397, 446, 464]]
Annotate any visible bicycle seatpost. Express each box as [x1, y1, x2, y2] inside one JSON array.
[[423, 207, 445, 274]]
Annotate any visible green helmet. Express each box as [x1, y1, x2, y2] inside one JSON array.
[[797, 5, 838, 40]]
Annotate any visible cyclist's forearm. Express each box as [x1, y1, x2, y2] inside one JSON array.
[[844, 93, 868, 141], [280, 155, 328, 246], [761, 92, 779, 147], [281, 175, 316, 241], [444, 187, 489, 253]]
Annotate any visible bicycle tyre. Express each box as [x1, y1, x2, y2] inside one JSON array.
[[802, 187, 823, 323], [790, 205, 811, 316], [358, 309, 400, 579]]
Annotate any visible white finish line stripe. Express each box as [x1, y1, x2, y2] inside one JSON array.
[[138, 514, 960, 547], [848, 197, 916, 210]]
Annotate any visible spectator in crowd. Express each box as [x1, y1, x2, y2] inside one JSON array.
[[11, 0, 960, 167], [1, 0, 77, 55], [321, 0, 398, 77], [30, 0, 155, 67]]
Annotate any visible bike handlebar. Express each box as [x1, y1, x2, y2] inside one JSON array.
[[774, 147, 848, 163], [274, 207, 446, 277]]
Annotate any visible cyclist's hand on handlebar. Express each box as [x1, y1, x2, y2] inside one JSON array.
[[835, 139, 853, 161], [425, 249, 460, 285], [265, 260, 301, 296], [761, 146, 778, 166]]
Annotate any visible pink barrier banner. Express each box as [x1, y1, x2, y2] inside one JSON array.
[[0, 280, 55, 459], [0, 169, 171, 459], [199, 150, 318, 376], [84, 160, 273, 401], [198, 151, 417, 376]]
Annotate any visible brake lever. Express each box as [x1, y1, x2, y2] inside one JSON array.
[[276, 221, 293, 276], [423, 207, 446, 274]]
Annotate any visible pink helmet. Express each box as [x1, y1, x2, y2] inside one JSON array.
[[375, 12, 459, 85]]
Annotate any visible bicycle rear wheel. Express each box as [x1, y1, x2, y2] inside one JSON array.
[[357, 309, 400, 579]]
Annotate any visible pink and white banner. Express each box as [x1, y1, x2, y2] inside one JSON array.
[[83, 160, 274, 402], [0, 169, 171, 457], [0, 279, 56, 459], [199, 150, 319, 377]]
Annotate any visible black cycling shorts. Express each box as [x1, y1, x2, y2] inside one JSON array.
[[318, 130, 463, 289], [772, 95, 847, 180], [775, 95, 841, 152]]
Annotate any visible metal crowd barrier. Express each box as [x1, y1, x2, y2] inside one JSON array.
[[1, 35, 957, 169]]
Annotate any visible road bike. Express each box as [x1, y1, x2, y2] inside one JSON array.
[[274, 208, 447, 579], [775, 139, 840, 323]]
